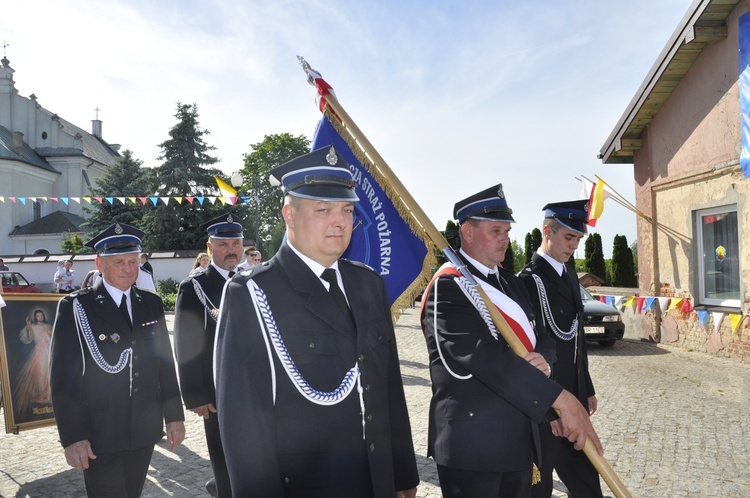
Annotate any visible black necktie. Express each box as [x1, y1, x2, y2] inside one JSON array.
[[321, 268, 355, 328], [119, 294, 132, 328], [228, 271, 236, 278]]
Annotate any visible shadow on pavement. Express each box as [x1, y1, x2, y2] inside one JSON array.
[[586, 339, 671, 357]]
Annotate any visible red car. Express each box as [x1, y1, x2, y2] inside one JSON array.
[[1, 271, 42, 293]]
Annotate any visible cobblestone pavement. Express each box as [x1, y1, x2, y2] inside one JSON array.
[[2, 308, 749, 497]]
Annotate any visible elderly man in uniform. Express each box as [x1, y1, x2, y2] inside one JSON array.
[[50, 222, 184, 498], [174, 213, 244, 497], [420, 185, 602, 498], [518, 200, 603, 498], [214, 145, 419, 498]]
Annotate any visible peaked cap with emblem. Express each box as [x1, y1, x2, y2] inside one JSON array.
[[543, 199, 589, 235], [85, 222, 144, 256], [201, 213, 245, 239], [269, 145, 359, 202], [454, 183, 515, 224]]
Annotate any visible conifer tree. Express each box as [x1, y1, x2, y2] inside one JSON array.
[[612, 234, 637, 287], [584, 233, 607, 283], [83, 149, 149, 239], [524, 232, 533, 264], [140, 103, 229, 250]]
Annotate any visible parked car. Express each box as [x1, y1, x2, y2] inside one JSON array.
[[580, 285, 624, 347], [1, 271, 42, 293]]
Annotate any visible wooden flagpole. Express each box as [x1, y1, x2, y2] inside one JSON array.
[[299, 57, 632, 498]]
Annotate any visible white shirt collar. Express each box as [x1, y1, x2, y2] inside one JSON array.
[[102, 279, 129, 308], [537, 248, 566, 277], [287, 240, 342, 289], [210, 261, 235, 280], [459, 248, 498, 278]]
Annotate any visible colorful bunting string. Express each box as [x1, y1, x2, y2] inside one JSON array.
[[0, 195, 265, 206]]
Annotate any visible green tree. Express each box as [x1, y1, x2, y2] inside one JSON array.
[[503, 239, 525, 273], [612, 234, 637, 287], [631, 240, 638, 277], [61, 232, 86, 254], [524, 232, 533, 264], [83, 149, 150, 237], [584, 233, 606, 283], [140, 103, 229, 250], [529, 228, 542, 258], [238, 133, 311, 255]]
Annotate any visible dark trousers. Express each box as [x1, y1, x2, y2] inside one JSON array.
[[83, 445, 154, 498], [437, 464, 533, 498], [204, 411, 233, 498], [555, 438, 603, 498], [531, 422, 603, 498]]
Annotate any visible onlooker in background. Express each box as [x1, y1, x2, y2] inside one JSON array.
[[53, 260, 66, 292], [236, 243, 257, 271], [0, 258, 9, 271], [55, 260, 76, 294], [139, 253, 156, 287], [189, 252, 210, 277]]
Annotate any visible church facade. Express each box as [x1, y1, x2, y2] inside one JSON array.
[[0, 56, 120, 256]]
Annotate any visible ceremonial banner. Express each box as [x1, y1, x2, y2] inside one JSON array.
[[311, 115, 431, 308], [739, 12, 750, 177]]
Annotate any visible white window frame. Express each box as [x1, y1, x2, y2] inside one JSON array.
[[695, 205, 741, 308]]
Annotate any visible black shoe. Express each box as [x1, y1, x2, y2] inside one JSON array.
[[205, 479, 217, 497]]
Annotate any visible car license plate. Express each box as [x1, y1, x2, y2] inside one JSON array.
[[585, 326, 605, 335]]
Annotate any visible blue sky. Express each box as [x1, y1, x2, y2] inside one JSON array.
[[3, 0, 695, 257]]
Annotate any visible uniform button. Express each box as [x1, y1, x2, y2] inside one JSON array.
[[365, 384, 371, 392], [358, 354, 365, 362], [131, 340, 137, 345], [133, 387, 139, 393], [134, 355, 139, 361], [309, 342, 315, 349], [469, 412, 474, 417], [283, 477, 290, 484], [367, 413, 373, 422], [377, 335, 383, 341], [134, 372, 139, 377], [369, 443, 375, 452], [532, 400, 539, 407]]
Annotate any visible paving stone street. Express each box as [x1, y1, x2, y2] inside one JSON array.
[[1, 308, 749, 497]]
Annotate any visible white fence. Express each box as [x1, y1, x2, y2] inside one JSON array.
[[1, 251, 200, 293]]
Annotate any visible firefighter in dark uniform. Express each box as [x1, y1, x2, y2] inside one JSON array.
[[421, 185, 602, 498], [518, 200, 604, 498], [214, 145, 419, 498], [50, 222, 185, 498], [174, 213, 245, 497]]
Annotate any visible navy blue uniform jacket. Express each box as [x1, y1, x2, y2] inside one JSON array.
[[519, 254, 595, 406], [214, 243, 419, 497], [421, 257, 563, 472], [50, 282, 183, 454]]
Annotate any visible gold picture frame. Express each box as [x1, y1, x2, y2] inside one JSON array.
[[0, 293, 63, 433]]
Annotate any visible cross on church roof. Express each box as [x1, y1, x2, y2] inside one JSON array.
[[94, 106, 100, 120], [2, 40, 8, 57]]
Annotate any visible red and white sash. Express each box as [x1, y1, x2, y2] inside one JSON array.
[[423, 263, 536, 352]]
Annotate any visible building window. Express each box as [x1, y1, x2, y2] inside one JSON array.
[[33, 201, 41, 221], [696, 206, 740, 307]]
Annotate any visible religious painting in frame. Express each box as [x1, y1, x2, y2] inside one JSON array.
[[0, 293, 63, 433]]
